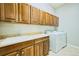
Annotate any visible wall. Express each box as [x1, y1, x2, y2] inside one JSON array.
[[0, 22, 55, 35], [0, 3, 56, 35], [56, 3, 79, 47], [29, 3, 55, 15]]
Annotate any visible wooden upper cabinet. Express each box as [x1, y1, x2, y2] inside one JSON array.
[[0, 3, 4, 21], [31, 6, 40, 24], [53, 16, 59, 26], [49, 14, 54, 26], [40, 10, 46, 25], [0, 3, 1, 20], [0, 3, 59, 26], [46, 13, 58, 26], [4, 3, 18, 22], [18, 3, 30, 24], [46, 13, 50, 25]]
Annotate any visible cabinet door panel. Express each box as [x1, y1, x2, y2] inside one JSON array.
[[18, 3, 30, 24], [5, 51, 20, 56], [35, 42, 43, 56], [40, 10, 46, 25], [21, 46, 34, 56], [4, 3, 18, 22], [43, 39, 49, 56], [46, 13, 50, 25], [0, 3, 1, 20], [31, 6, 40, 24], [49, 15, 54, 26], [0, 3, 4, 21], [53, 16, 59, 26]]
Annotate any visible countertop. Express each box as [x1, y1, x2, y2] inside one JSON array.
[[0, 34, 49, 48]]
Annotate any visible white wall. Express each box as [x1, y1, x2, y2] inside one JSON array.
[[0, 3, 56, 35], [56, 3, 79, 47], [30, 3, 55, 15], [0, 22, 55, 35]]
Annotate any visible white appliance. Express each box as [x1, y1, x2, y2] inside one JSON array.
[[45, 31, 67, 53]]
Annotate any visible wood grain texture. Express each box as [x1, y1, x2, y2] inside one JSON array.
[[18, 3, 30, 24], [40, 10, 46, 25], [35, 42, 43, 56], [53, 15, 59, 26], [0, 4, 5, 21], [31, 6, 40, 24], [0, 40, 34, 56], [46, 13, 50, 25], [0, 36, 49, 56], [4, 3, 18, 22], [5, 51, 20, 56], [0, 3, 59, 26], [21, 46, 34, 56], [0, 4, 1, 20]]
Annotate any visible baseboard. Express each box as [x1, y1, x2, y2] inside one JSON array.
[[68, 44, 79, 49]]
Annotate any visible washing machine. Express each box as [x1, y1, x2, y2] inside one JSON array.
[[45, 30, 67, 53]]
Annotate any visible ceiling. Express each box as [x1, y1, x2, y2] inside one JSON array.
[[49, 3, 65, 9]]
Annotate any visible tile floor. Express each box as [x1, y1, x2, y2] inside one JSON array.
[[48, 45, 79, 56]]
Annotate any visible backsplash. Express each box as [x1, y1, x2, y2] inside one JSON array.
[[0, 22, 56, 35]]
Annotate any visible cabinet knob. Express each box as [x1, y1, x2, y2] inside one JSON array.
[[22, 51, 24, 54], [16, 54, 19, 56]]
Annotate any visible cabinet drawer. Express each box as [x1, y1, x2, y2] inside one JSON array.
[[43, 37, 49, 41], [35, 36, 49, 43], [35, 38, 43, 43]]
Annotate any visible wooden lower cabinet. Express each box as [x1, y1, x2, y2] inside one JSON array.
[[21, 46, 34, 56], [5, 46, 34, 56], [35, 37, 49, 56], [43, 40, 49, 56], [35, 42, 43, 56], [0, 36, 49, 56], [5, 51, 20, 56]]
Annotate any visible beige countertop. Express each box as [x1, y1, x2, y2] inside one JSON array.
[[0, 34, 49, 48]]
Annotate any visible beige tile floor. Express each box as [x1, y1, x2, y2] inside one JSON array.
[[48, 45, 79, 56]]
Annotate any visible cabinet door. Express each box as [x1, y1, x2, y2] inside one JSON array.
[[43, 39, 49, 56], [53, 16, 59, 26], [4, 3, 18, 22], [0, 3, 1, 20], [18, 3, 30, 24], [5, 51, 20, 56], [40, 10, 46, 25], [21, 46, 34, 56], [31, 6, 40, 24], [0, 4, 4, 21], [35, 42, 43, 56], [46, 13, 50, 25], [0, 3, 4, 21], [49, 14, 54, 26]]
